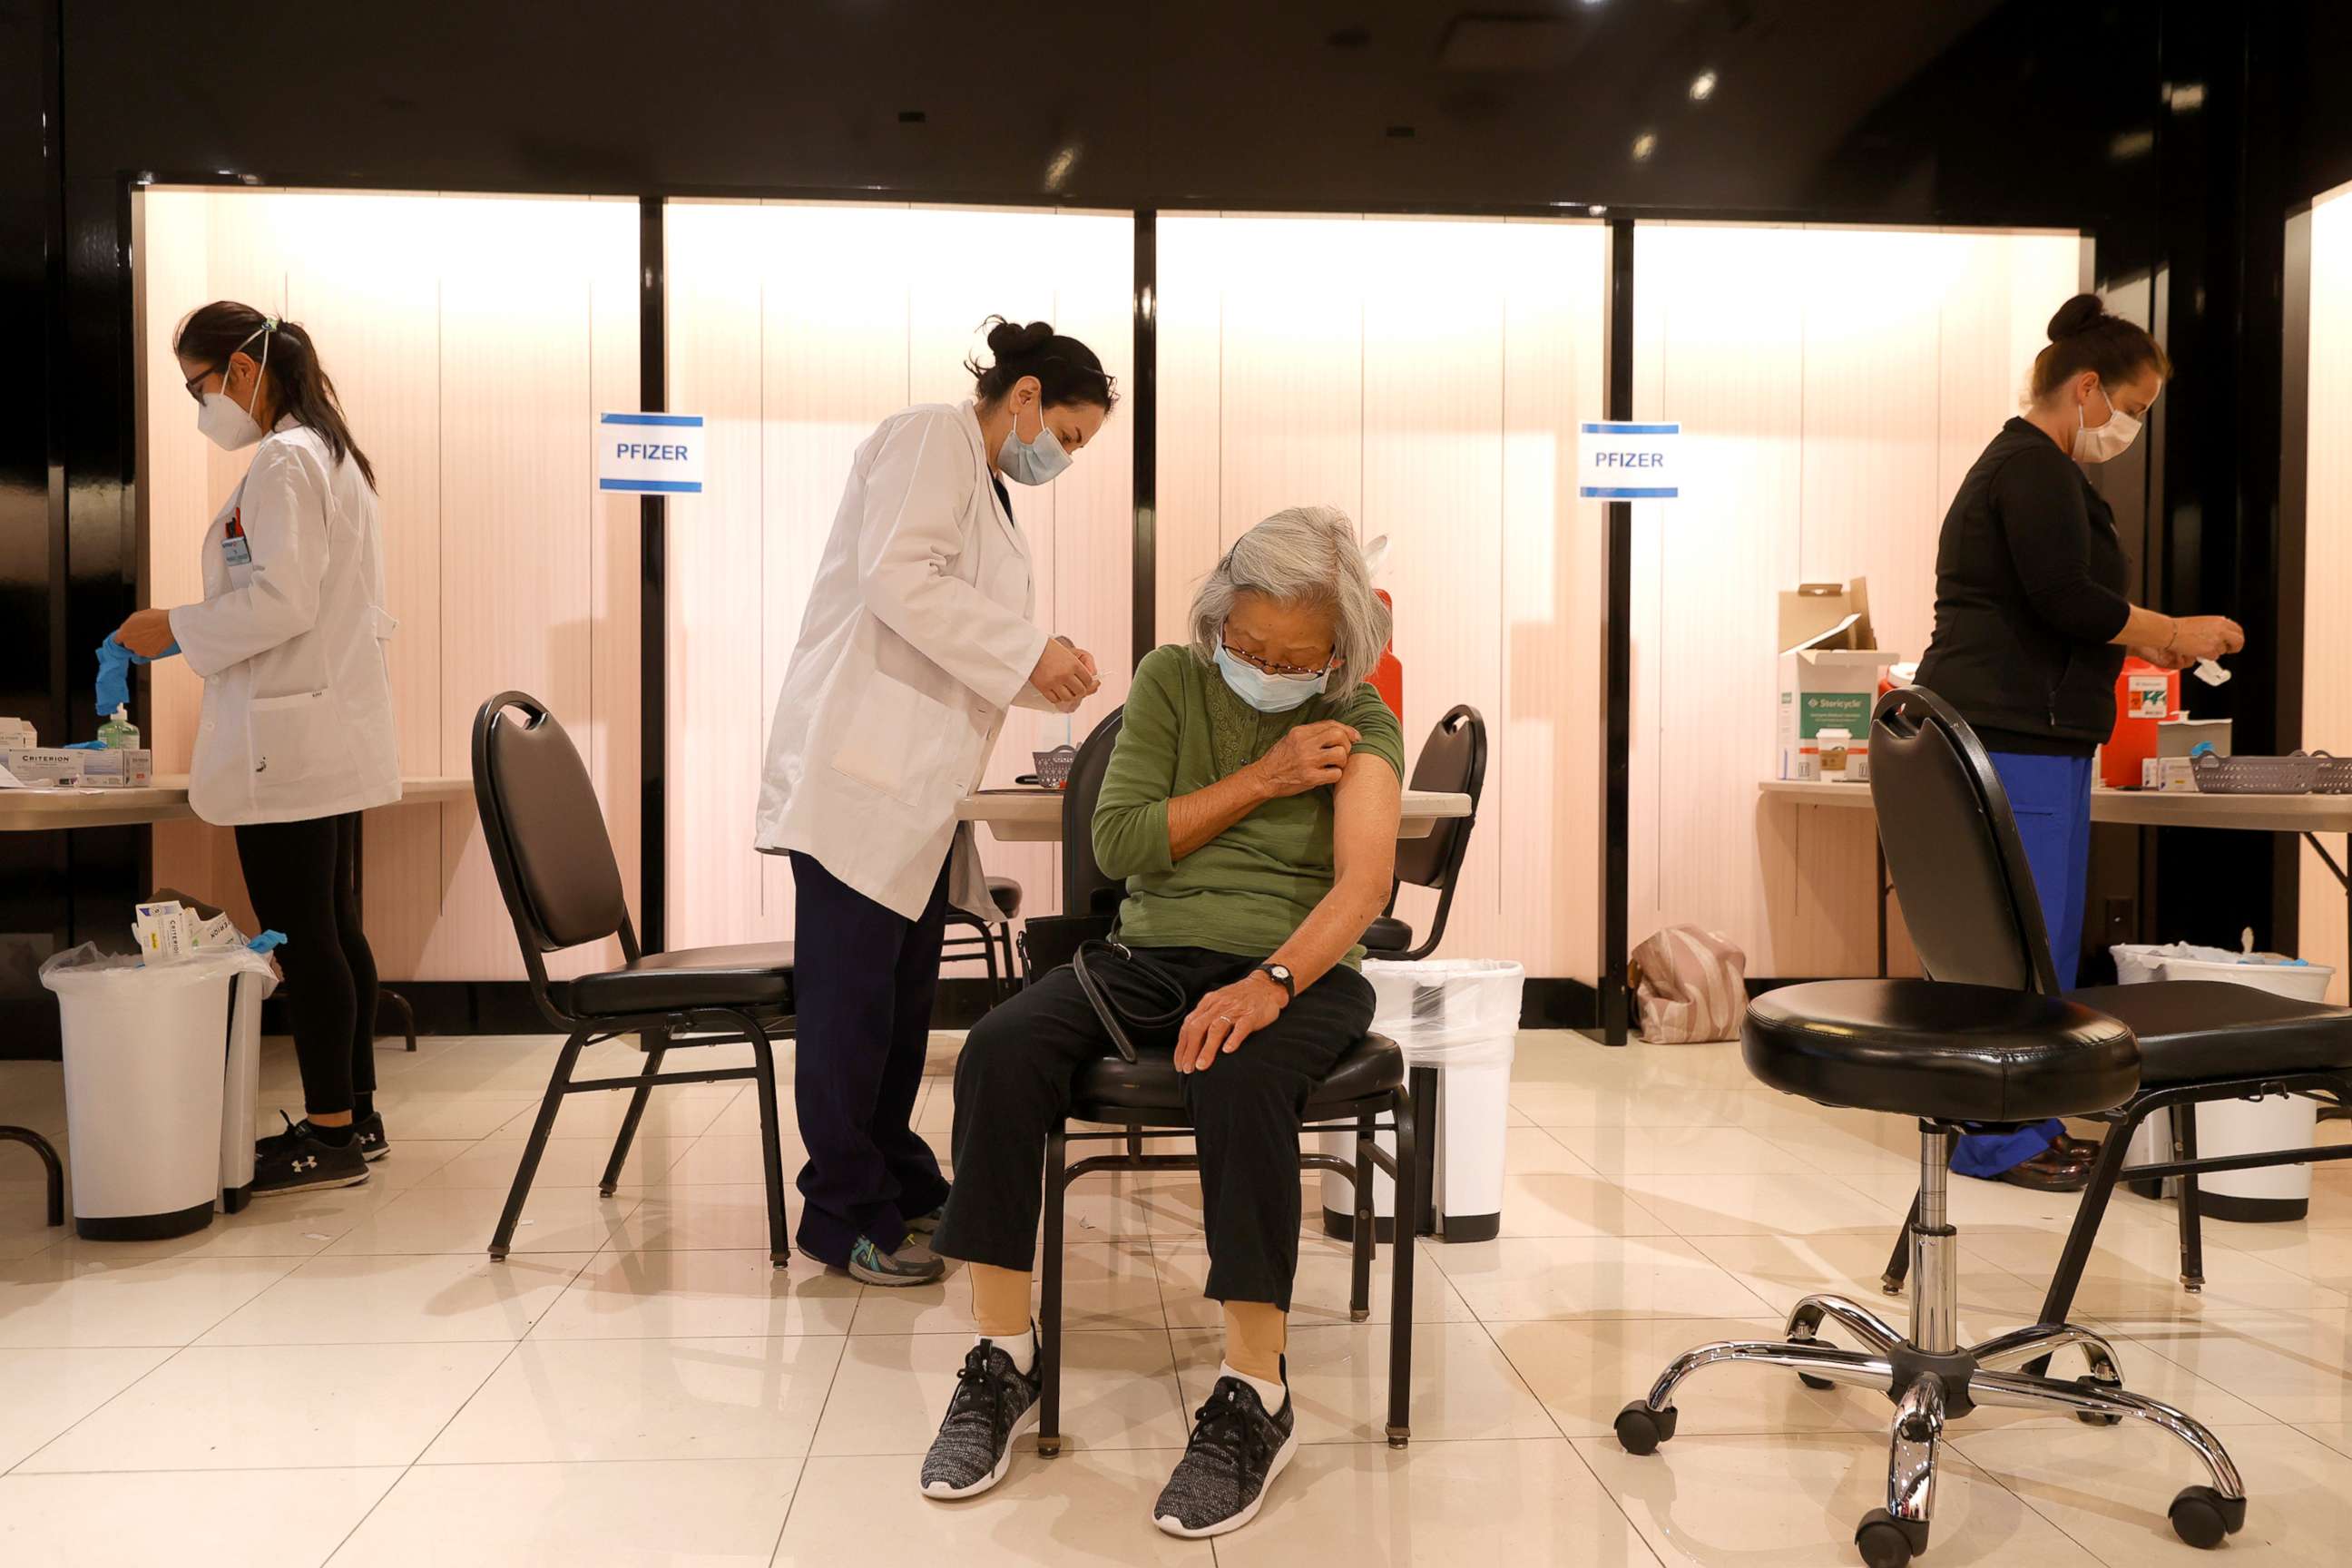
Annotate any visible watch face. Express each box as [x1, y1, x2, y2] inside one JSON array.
[[1268, 965, 1290, 980]]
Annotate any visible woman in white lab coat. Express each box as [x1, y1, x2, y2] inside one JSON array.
[[114, 302, 399, 1197], [754, 318, 1113, 1284]]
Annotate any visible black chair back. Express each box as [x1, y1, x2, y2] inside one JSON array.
[[1868, 685, 2060, 995], [1381, 703, 1486, 960], [1058, 707, 1128, 917], [472, 691, 639, 1024]]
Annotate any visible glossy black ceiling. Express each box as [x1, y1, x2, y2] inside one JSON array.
[[72, 0, 2173, 225]]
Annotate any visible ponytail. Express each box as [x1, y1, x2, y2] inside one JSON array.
[[174, 301, 378, 491]]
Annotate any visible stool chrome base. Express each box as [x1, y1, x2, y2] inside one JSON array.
[[1613, 1128, 2248, 1566]]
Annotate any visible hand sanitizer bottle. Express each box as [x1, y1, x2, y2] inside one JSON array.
[[97, 704, 141, 750]]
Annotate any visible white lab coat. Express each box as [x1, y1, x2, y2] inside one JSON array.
[[169, 418, 401, 828], [754, 400, 1055, 921]]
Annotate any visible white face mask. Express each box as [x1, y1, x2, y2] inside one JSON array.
[[195, 323, 271, 452], [2071, 382, 2142, 464]]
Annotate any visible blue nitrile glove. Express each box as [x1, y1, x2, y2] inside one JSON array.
[[65, 740, 108, 750], [248, 930, 287, 954], [94, 634, 180, 717]]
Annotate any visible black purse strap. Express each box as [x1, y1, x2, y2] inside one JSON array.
[[1070, 939, 1189, 1063]]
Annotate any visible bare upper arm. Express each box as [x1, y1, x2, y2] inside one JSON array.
[[1332, 750, 1402, 888]]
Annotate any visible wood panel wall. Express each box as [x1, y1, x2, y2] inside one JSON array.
[[1627, 222, 2081, 977], [137, 190, 641, 980], [1154, 214, 1609, 979], [662, 202, 1134, 947], [2303, 186, 2352, 1004]]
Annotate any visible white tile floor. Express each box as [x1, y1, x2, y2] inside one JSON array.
[[3, 1029, 2351, 1565]]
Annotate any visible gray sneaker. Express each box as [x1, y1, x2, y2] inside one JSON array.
[[848, 1233, 946, 1287], [918, 1336, 1042, 1499], [1152, 1362, 1298, 1538], [906, 1202, 947, 1236]]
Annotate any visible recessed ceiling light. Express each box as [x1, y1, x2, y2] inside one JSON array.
[[1690, 70, 1717, 102], [1631, 132, 1657, 162]]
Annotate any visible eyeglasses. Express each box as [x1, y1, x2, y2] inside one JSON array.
[[182, 365, 220, 405], [1220, 629, 1335, 680]]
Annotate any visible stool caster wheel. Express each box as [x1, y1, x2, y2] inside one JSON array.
[[487, 1246, 509, 1262], [598, 1182, 619, 1198], [1612, 1400, 1677, 1455], [769, 1251, 790, 1270], [2168, 1485, 2245, 1549], [1036, 1436, 1063, 1459], [1854, 1509, 1927, 1568]]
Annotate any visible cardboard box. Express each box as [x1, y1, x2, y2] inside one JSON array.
[[0, 718, 35, 750], [76, 748, 154, 789], [1777, 579, 1897, 781], [2, 749, 84, 787]]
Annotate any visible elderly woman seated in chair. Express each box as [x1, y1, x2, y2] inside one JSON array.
[[921, 504, 1404, 1536]]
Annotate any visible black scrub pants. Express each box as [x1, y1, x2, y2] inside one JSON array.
[[788, 850, 956, 1268], [932, 946, 1375, 1309], [233, 811, 377, 1119]]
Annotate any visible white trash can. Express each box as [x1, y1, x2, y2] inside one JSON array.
[[41, 944, 279, 1240], [1318, 958, 1524, 1244], [2112, 943, 2334, 1220]]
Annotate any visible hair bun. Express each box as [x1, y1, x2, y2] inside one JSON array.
[[2046, 293, 2107, 342], [984, 317, 1055, 358]]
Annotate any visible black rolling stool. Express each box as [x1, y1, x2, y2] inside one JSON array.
[[1615, 981, 2247, 1563]]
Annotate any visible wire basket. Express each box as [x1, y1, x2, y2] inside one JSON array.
[[2190, 751, 2321, 795], [1030, 745, 1079, 790], [2310, 750, 2352, 795]]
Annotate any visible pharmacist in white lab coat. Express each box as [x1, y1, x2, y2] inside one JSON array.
[[113, 301, 400, 1199], [753, 318, 1114, 1283]]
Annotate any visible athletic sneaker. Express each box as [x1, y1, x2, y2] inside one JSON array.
[[848, 1233, 946, 1287], [350, 1111, 390, 1162], [1152, 1363, 1298, 1538], [250, 1123, 369, 1196], [906, 1202, 946, 1236], [918, 1337, 1043, 1499], [257, 1109, 388, 1163]]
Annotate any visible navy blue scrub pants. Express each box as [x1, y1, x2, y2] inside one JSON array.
[[1950, 750, 2093, 1178], [787, 851, 954, 1267]]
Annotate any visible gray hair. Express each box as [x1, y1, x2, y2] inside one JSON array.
[[1187, 505, 1392, 687]]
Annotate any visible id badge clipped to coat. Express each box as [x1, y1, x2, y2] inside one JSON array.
[[220, 513, 252, 569]]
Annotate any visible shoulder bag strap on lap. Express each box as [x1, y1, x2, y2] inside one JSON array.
[[1071, 940, 1189, 1064]]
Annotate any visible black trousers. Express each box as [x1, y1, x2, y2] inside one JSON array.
[[233, 811, 377, 1119], [933, 946, 1375, 1310], [788, 850, 955, 1267]]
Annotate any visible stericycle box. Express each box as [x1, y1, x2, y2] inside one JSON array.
[[1776, 578, 1897, 782], [0, 718, 35, 750], [2, 749, 84, 787], [77, 748, 153, 789]]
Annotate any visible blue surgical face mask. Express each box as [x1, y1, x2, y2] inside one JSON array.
[[1213, 642, 1329, 713], [997, 399, 1072, 486]]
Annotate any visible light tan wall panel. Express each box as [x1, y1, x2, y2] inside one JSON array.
[[1631, 221, 2081, 979], [1154, 213, 1606, 970], [666, 203, 1134, 946], [1499, 222, 1610, 982], [663, 201, 772, 951], [1152, 217, 1227, 643], [2305, 186, 2352, 1004], [141, 191, 638, 980]]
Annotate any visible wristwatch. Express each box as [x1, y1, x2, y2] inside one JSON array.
[[1253, 962, 1296, 1003]]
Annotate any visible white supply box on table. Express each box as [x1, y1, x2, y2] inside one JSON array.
[[1777, 578, 1897, 782]]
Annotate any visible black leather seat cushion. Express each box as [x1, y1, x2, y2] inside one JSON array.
[[986, 877, 1023, 919], [572, 941, 795, 1017], [1361, 916, 1414, 954], [1072, 1032, 1405, 1125], [1744, 979, 2139, 1122], [2067, 981, 2352, 1086]]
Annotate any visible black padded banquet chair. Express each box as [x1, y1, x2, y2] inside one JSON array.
[[471, 691, 797, 1266]]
